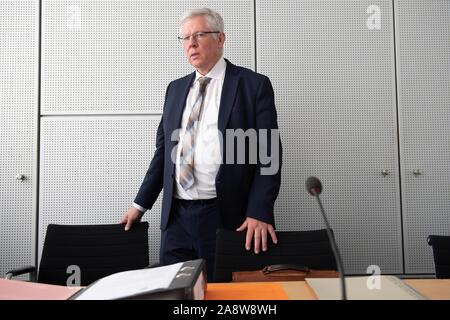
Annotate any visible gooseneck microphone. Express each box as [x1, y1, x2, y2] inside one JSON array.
[[306, 176, 347, 300]]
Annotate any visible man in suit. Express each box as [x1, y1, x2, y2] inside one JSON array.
[[120, 8, 282, 280]]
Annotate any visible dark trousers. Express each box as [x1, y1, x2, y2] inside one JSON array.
[[160, 197, 221, 282]]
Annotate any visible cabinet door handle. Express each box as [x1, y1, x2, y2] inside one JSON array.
[[412, 169, 423, 176], [381, 169, 390, 176], [16, 174, 26, 182]]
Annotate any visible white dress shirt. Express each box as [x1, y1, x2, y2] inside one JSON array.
[[174, 58, 226, 200], [133, 58, 226, 212]]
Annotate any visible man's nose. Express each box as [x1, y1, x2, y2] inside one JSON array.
[[188, 40, 198, 48]]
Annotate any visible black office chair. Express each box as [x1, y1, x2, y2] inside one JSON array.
[[6, 222, 149, 286], [427, 235, 450, 279], [214, 228, 337, 282]]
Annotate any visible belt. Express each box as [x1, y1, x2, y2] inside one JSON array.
[[173, 197, 218, 206]]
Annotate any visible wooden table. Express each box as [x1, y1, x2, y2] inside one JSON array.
[[404, 279, 450, 300], [1, 277, 449, 300], [206, 279, 450, 300]]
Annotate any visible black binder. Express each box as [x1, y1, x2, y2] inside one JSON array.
[[70, 259, 206, 300]]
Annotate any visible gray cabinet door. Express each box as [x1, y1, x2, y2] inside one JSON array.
[[41, 0, 255, 115], [0, 1, 38, 277], [395, 0, 450, 274], [257, 0, 403, 274], [39, 116, 163, 267]]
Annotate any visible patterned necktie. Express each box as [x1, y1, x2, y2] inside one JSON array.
[[179, 76, 212, 190]]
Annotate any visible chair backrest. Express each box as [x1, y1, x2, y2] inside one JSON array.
[[38, 222, 149, 286], [427, 235, 450, 279], [214, 228, 337, 282]]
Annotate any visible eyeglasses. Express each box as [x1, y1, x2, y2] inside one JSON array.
[[178, 31, 220, 45]]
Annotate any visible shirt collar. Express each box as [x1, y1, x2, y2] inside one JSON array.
[[195, 57, 226, 82]]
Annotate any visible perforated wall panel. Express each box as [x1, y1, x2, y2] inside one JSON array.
[[41, 0, 254, 115], [39, 117, 162, 265], [0, 1, 38, 278], [395, 0, 450, 274], [257, 0, 402, 274]]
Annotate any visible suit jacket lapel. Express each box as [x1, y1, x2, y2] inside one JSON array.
[[169, 72, 195, 133], [167, 72, 194, 177], [218, 60, 239, 134]]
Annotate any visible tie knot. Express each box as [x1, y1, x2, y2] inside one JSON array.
[[198, 77, 211, 94]]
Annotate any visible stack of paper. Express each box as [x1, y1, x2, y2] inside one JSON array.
[[306, 276, 426, 300], [74, 263, 183, 300]]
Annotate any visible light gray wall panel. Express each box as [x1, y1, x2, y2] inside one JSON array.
[[39, 116, 162, 265], [41, 0, 254, 115], [0, 1, 38, 278], [396, 0, 450, 274], [257, 0, 402, 274]]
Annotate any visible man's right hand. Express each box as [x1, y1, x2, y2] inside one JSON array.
[[120, 207, 144, 231]]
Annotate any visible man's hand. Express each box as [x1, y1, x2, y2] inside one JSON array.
[[120, 207, 144, 231], [236, 217, 277, 254]]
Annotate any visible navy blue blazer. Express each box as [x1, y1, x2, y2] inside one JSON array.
[[134, 59, 282, 230]]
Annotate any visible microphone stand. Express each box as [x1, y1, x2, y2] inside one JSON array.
[[314, 193, 347, 300]]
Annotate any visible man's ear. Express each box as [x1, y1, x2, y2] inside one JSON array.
[[218, 32, 226, 48]]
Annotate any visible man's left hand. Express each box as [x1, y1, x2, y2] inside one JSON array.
[[236, 217, 277, 254]]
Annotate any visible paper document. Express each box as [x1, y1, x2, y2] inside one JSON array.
[[306, 276, 426, 300], [75, 263, 182, 300]]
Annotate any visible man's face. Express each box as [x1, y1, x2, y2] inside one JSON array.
[[181, 16, 225, 75]]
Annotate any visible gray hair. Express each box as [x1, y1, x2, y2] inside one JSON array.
[[179, 8, 224, 34]]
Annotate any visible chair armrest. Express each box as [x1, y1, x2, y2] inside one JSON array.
[[5, 265, 37, 281]]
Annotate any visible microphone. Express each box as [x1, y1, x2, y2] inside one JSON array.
[[306, 176, 347, 300]]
